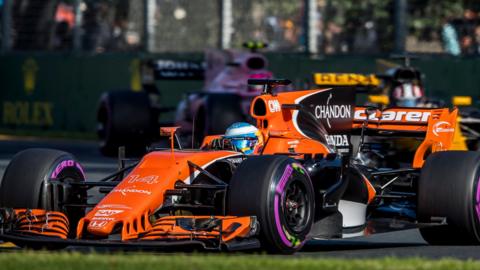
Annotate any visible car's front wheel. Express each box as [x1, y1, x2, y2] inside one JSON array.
[[228, 155, 315, 254], [0, 148, 86, 240]]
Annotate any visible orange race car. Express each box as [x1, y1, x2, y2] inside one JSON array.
[[1, 79, 480, 253]]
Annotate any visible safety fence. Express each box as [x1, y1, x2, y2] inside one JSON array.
[[2, 0, 480, 55]]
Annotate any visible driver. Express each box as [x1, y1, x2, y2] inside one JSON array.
[[391, 83, 424, 107], [212, 122, 263, 154]]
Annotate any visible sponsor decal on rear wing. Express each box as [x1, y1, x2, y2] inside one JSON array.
[[354, 107, 431, 124], [353, 106, 458, 168], [353, 106, 457, 135]]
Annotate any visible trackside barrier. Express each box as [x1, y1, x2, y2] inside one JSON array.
[[0, 53, 478, 136]]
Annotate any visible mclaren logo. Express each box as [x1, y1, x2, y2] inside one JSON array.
[[314, 93, 351, 128], [433, 121, 454, 136], [354, 110, 431, 122]]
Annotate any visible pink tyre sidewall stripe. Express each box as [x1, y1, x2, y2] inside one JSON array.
[[50, 159, 86, 180], [476, 176, 480, 224], [273, 164, 308, 248], [274, 165, 293, 247]]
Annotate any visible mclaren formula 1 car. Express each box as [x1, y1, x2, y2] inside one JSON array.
[[1, 79, 480, 253]]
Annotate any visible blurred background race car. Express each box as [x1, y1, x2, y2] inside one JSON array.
[[376, 56, 480, 151], [313, 56, 480, 155], [96, 42, 278, 155], [311, 60, 480, 169]]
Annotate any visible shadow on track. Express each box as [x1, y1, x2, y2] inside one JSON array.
[[301, 239, 426, 252]]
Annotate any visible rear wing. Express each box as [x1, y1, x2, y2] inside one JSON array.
[[353, 106, 458, 168]]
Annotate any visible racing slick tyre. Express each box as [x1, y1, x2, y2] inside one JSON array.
[[228, 155, 314, 254], [97, 90, 157, 156], [0, 149, 86, 244], [193, 93, 246, 147], [418, 151, 480, 245]]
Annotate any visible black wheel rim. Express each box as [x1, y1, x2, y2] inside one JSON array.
[[283, 179, 309, 233]]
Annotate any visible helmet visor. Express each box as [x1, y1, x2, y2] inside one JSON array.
[[227, 137, 258, 154]]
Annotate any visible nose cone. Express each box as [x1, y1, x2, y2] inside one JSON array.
[[80, 150, 243, 239]]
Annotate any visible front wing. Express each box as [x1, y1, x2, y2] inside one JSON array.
[[0, 209, 260, 251]]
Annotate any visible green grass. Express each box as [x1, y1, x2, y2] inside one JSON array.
[[0, 252, 479, 270]]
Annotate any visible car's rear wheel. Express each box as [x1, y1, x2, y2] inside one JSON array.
[[97, 90, 157, 156], [0, 148, 86, 244], [418, 151, 480, 245], [228, 155, 314, 254]]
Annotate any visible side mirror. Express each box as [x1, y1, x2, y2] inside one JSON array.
[[160, 126, 182, 151]]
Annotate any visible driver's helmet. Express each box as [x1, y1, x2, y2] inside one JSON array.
[[224, 122, 263, 154], [392, 83, 424, 107]]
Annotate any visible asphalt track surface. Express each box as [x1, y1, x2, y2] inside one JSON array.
[[1, 136, 480, 259]]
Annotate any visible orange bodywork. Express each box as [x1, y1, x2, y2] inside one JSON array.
[[250, 90, 333, 155], [412, 108, 458, 168], [204, 90, 334, 156], [77, 150, 241, 240]]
